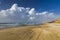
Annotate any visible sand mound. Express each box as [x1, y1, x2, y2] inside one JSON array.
[[52, 19, 60, 23], [0, 19, 60, 40]]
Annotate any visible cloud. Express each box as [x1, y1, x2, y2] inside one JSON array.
[[0, 4, 58, 25]]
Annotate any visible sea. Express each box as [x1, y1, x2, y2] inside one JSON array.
[[0, 23, 19, 29]]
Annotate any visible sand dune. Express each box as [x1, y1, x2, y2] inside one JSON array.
[[0, 19, 60, 40]]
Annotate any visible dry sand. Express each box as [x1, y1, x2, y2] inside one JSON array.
[[0, 19, 60, 40]]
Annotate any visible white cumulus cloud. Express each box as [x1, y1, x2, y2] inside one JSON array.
[[0, 4, 58, 25]]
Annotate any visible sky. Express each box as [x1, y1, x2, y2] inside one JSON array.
[[0, 0, 60, 14], [0, 0, 60, 25]]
